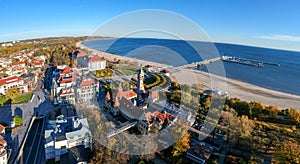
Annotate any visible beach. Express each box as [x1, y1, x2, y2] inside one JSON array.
[[78, 41, 300, 109]]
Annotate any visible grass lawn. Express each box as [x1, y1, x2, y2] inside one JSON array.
[[0, 93, 32, 105], [116, 65, 139, 75], [144, 76, 156, 85]]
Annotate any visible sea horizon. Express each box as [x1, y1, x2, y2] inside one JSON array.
[[83, 38, 300, 96]]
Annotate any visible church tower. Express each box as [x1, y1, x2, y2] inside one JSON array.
[[137, 67, 145, 93]]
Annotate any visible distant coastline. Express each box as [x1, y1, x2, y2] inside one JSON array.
[[77, 40, 300, 109]]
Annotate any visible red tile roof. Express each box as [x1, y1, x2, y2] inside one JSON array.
[[105, 93, 111, 99], [160, 69, 170, 73], [80, 79, 95, 87], [0, 124, 5, 133], [60, 67, 73, 74], [77, 51, 88, 58], [12, 61, 25, 66], [88, 56, 105, 63], [151, 91, 159, 100], [32, 60, 44, 66], [0, 76, 23, 87], [0, 135, 7, 150], [60, 78, 75, 84], [116, 90, 137, 100]]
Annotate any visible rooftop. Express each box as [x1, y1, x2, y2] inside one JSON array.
[[88, 55, 105, 63], [79, 79, 95, 87], [0, 76, 23, 86]]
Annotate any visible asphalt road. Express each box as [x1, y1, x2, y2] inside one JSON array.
[[18, 118, 44, 164]]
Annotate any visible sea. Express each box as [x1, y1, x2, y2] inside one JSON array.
[[82, 38, 300, 96]]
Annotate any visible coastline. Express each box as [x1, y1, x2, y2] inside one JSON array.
[[77, 41, 300, 109]]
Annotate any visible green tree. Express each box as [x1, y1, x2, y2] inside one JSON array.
[[14, 116, 23, 126]]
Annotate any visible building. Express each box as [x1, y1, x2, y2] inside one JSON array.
[[137, 67, 145, 93], [138, 110, 176, 135], [186, 142, 213, 164], [160, 69, 170, 77], [87, 55, 106, 71], [144, 65, 153, 72], [44, 115, 92, 162], [76, 78, 98, 105], [0, 124, 5, 134], [76, 51, 89, 72], [0, 135, 7, 164], [51, 66, 77, 104], [31, 60, 45, 68], [0, 76, 28, 95]]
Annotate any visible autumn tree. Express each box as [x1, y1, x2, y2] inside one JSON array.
[[273, 140, 300, 163], [5, 86, 20, 99], [288, 108, 300, 123], [172, 132, 190, 157]]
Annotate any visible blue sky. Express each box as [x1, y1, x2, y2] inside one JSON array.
[[1, 0, 300, 51]]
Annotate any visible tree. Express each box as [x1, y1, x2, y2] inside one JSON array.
[[172, 132, 190, 157], [5, 86, 20, 99], [274, 140, 300, 163], [14, 116, 23, 126], [288, 108, 300, 123]]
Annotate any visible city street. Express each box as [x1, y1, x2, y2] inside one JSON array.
[[18, 117, 44, 164]]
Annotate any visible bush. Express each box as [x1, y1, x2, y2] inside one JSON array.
[[14, 116, 23, 126]]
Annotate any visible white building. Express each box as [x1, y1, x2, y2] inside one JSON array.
[[0, 76, 28, 95], [51, 67, 76, 104], [76, 78, 98, 105], [87, 55, 106, 71], [44, 115, 92, 162], [0, 135, 7, 164]]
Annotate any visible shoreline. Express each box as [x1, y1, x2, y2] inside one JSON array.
[[77, 41, 300, 109]]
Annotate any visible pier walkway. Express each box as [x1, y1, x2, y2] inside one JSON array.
[[177, 56, 280, 69]]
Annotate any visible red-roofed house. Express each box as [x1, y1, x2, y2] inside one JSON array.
[[11, 61, 25, 68], [148, 90, 159, 102], [0, 124, 5, 134], [0, 76, 28, 95], [160, 69, 170, 77], [144, 64, 153, 72], [76, 78, 98, 105], [31, 60, 44, 68], [88, 55, 106, 71], [0, 135, 7, 164], [59, 88, 75, 104]]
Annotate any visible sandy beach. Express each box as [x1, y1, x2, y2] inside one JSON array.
[[77, 41, 300, 109]]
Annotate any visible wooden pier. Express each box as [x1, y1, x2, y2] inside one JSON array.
[[178, 56, 280, 69]]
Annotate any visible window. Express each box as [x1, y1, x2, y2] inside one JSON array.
[[61, 146, 66, 149]]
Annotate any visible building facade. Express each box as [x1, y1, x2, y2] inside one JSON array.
[[44, 115, 92, 162]]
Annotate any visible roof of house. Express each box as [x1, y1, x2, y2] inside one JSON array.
[[0, 124, 5, 133], [0, 135, 7, 150], [145, 64, 153, 68], [60, 146, 89, 164], [77, 51, 88, 58], [32, 60, 44, 65], [119, 97, 144, 119], [0, 76, 23, 86], [60, 67, 73, 74], [187, 142, 213, 163], [151, 91, 159, 100], [160, 69, 170, 73], [88, 55, 105, 63], [115, 90, 137, 100], [12, 61, 25, 66], [60, 78, 75, 84], [79, 79, 95, 87]]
